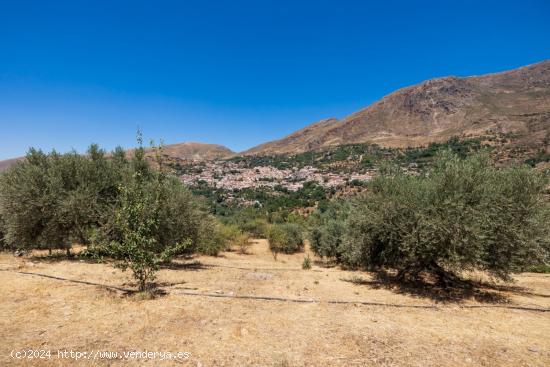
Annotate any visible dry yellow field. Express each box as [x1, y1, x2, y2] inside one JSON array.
[[1, 240, 549, 366]]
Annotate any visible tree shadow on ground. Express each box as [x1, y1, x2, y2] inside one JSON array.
[[160, 260, 211, 271], [471, 280, 550, 299], [103, 286, 169, 299], [25, 252, 212, 273], [340, 269, 529, 304], [313, 259, 339, 268], [26, 252, 99, 264]]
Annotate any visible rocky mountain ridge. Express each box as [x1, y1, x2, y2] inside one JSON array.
[[244, 60, 550, 155]]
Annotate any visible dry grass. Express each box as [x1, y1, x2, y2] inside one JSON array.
[[1, 240, 549, 366]]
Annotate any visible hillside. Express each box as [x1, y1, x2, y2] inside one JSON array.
[[244, 60, 550, 155], [0, 157, 23, 173], [145, 141, 234, 161]]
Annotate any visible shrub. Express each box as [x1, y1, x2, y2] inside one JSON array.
[[234, 232, 252, 254], [156, 177, 225, 256], [302, 254, 312, 270], [268, 223, 304, 259], [211, 222, 252, 254], [240, 218, 269, 238], [329, 151, 550, 283], [527, 264, 550, 273], [308, 200, 351, 260], [204, 222, 241, 254]]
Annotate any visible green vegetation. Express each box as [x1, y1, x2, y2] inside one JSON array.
[[208, 222, 252, 254], [183, 136, 491, 235], [525, 150, 550, 167], [2, 133, 547, 290], [192, 181, 329, 240], [194, 181, 328, 218], [397, 136, 486, 167], [97, 147, 191, 291], [0, 145, 123, 254], [308, 200, 352, 261], [0, 215, 5, 250], [0, 136, 227, 291], [268, 223, 305, 259], [224, 136, 489, 174], [92, 140, 225, 291], [302, 254, 312, 270], [310, 151, 550, 283], [527, 264, 550, 273]]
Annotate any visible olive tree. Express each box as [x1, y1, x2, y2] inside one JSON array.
[[0, 146, 125, 254], [95, 141, 224, 291], [100, 167, 188, 291], [308, 200, 351, 261], [327, 151, 550, 283], [0, 149, 66, 253]]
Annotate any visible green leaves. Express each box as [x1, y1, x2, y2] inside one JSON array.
[[0, 144, 124, 252], [311, 151, 550, 280], [95, 141, 223, 291], [268, 223, 305, 258]]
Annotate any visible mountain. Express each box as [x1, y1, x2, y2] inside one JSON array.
[[1, 61, 548, 167], [145, 141, 234, 161], [244, 60, 550, 155], [0, 157, 23, 173]]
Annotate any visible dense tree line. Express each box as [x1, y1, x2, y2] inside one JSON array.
[[0, 145, 123, 254], [0, 139, 227, 290], [309, 151, 550, 282]]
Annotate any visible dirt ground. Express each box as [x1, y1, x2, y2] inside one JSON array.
[[1, 240, 549, 366]]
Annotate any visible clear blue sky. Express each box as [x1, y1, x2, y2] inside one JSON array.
[[1, 0, 549, 159]]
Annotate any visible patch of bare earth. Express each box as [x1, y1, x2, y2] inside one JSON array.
[[1, 240, 549, 366]]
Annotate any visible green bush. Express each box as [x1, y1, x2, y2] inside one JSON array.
[[212, 222, 252, 254], [302, 254, 312, 270], [323, 151, 550, 282], [525, 150, 550, 167], [268, 223, 304, 258], [527, 264, 550, 273], [157, 177, 225, 256], [308, 200, 351, 260], [202, 222, 242, 255], [240, 218, 270, 238]]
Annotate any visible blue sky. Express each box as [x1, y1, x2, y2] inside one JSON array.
[[0, 0, 549, 159]]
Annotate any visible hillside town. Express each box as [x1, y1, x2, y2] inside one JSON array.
[[178, 160, 374, 191]]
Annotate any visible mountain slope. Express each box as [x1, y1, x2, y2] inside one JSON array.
[[0, 157, 23, 173], [147, 141, 234, 161], [244, 60, 550, 155], [244, 118, 339, 155]]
